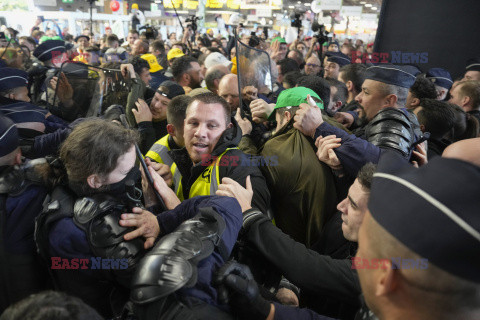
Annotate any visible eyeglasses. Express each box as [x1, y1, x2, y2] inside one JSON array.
[[305, 63, 320, 68]]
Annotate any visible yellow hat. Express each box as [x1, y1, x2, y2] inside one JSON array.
[[167, 48, 185, 61], [141, 53, 163, 73], [207, 28, 213, 34], [132, 3, 139, 10], [231, 56, 237, 74]]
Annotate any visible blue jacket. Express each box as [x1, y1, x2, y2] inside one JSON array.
[[49, 195, 242, 310], [4, 185, 47, 254], [314, 108, 417, 178], [155, 196, 243, 306]]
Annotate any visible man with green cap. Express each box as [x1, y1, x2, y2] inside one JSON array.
[[240, 87, 338, 246], [270, 37, 288, 62]]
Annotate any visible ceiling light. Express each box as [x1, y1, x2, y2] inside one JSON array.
[[297, 1, 301, 3], [305, 3, 311, 6], [371, 6, 377, 10], [360, 1, 366, 3], [365, 3, 372, 7], [288, 5, 294, 8]]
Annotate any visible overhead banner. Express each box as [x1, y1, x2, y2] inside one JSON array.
[[173, 0, 239, 10], [340, 5, 362, 17], [320, 0, 342, 11], [256, 7, 272, 17], [241, 0, 281, 10], [163, 0, 183, 9], [183, 0, 198, 9]]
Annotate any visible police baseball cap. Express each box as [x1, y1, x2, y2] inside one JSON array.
[[465, 57, 480, 72], [0, 67, 28, 91], [370, 152, 480, 283], [426, 68, 453, 89], [269, 87, 323, 121], [33, 40, 66, 62], [328, 40, 339, 47], [326, 52, 351, 67], [365, 64, 417, 88]]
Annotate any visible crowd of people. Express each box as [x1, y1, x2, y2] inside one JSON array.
[[0, 20, 479, 320]]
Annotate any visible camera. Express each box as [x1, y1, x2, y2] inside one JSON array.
[[291, 13, 302, 29], [139, 25, 158, 40], [185, 15, 201, 32], [248, 32, 261, 47], [311, 22, 329, 45]]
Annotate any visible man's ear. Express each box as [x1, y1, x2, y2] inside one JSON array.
[[412, 97, 420, 107], [166, 123, 175, 136], [87, 174, 103, 189], [463, 95, 471, 107], [384, 94, 398, 108], [332, 101, 343, 113], [375, 259, 398, 297], [183, 73, 190, 84], [346, 80, 354, 92], [227, 122, 233, 129]]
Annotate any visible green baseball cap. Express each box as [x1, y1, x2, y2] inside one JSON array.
[[268, 87, 324, 121], [272, 37, 287, 44]]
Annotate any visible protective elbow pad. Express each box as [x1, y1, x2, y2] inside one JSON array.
[[130, 207, 227, 305], [73, 194, 145, 268], [365, 108, 420, 158]]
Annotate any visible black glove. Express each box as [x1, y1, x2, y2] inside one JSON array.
[[214, 261, 271, 320]]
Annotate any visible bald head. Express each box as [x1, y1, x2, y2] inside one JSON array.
[[442, 137, 480, 167], [205, 64, 230, 95], [218, 74, 239, 113], [304, 55, 321, 75]]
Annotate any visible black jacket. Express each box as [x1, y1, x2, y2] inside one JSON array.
[[245, 214, 362, 319]]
